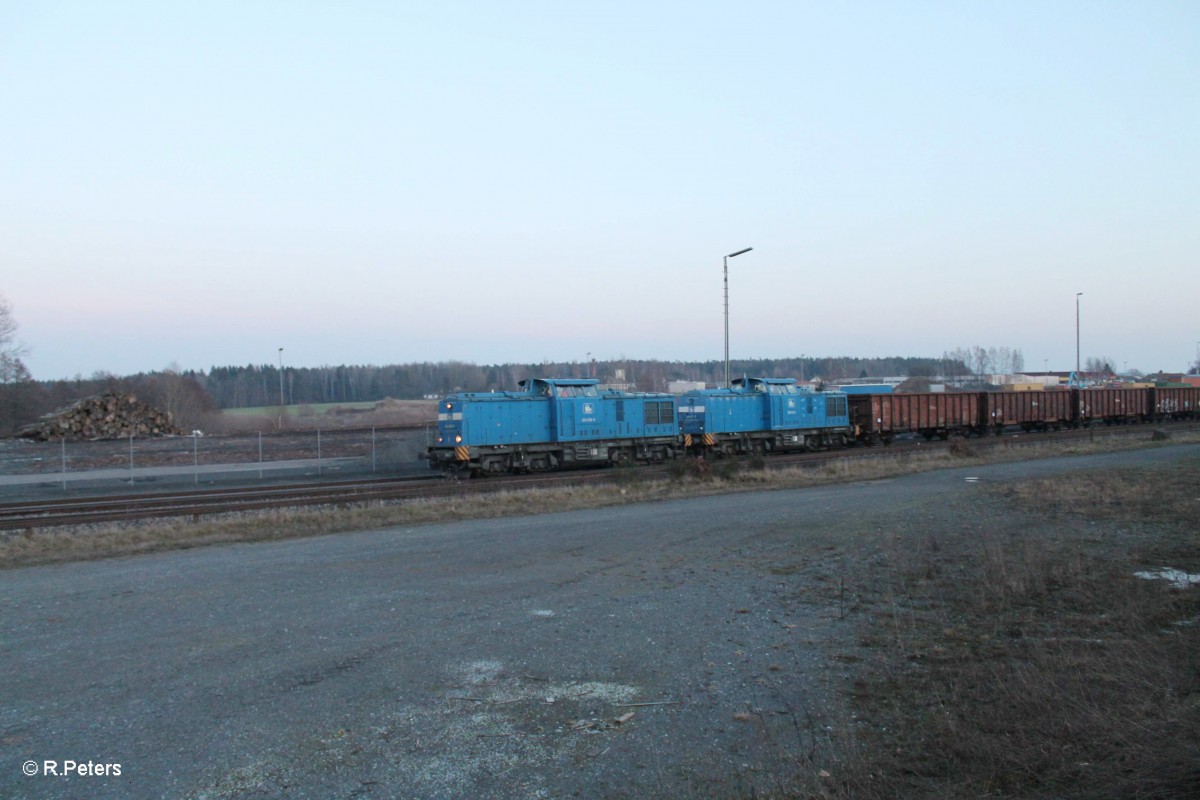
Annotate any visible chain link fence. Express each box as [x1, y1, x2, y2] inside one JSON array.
[[0, 427, 437, 495]]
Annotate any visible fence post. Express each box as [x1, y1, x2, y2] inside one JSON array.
[[61, 437, 67, 491], [258, 431, 263, 480], [372, 427, 377, 472], [317, 428, 322, 476], [194, 433, 199, 485], [129, 434, 134, 486]]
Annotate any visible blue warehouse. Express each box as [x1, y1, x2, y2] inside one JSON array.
[[427, 378, 679, 475], [678, 377, 850, 456]]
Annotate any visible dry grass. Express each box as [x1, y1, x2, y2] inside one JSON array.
[[813, 460, 1200, 800]]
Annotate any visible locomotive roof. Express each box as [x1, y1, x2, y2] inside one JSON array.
[[518, 378, 600, 388], [732, 377, 796, 387]]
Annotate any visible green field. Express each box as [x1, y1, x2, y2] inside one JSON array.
[[221, 401, 378, 417]]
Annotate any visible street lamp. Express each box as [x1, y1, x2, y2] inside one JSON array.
[[1075, 293, 1083, 375], [278, 347, 285, 427], [723, 246, 753, 387]]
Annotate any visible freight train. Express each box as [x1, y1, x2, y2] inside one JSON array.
[[425, 379, 1198, 476]]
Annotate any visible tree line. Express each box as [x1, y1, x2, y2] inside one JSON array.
[[200, 355, 959, 408]]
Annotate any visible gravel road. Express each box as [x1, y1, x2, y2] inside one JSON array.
[[3, 445, 1196, 799]]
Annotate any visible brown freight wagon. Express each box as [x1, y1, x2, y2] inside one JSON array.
[[1152, 387, 1200, 420], [849, 392, 979, 445], [981, 390, 1074, 434], [1074, 388, 1151, 425]]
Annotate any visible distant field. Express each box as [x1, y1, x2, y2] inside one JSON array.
[[222, 401, 379, 417], [214, 399, 436, 432]]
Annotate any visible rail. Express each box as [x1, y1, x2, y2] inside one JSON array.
[[2, 420, 1192, 531]]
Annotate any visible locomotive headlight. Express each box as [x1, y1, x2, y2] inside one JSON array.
[[437, 435, 443, 444], [455, 435, 462, 443]]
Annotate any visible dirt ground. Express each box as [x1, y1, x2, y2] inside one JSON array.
[[1, 445, 1196, 799]]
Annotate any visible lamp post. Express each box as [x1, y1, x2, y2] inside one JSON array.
[[1075, 293, 1083, 375], [278, 347, 285, 427], [723, 246, 753, 387]]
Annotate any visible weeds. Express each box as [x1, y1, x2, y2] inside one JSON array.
[[822, 462, 1200, 800], [947, 438, 975, 458]]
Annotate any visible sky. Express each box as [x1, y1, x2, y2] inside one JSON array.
[[2, 1, 1197, 381]]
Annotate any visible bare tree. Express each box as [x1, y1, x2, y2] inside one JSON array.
[[0, 294, 44, 435], [139, 364, 218, 431], [0, 293, 29, 384], [1085, 356, 1115, 376]]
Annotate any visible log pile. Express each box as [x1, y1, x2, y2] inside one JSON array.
[[18, 392, 185, 441]]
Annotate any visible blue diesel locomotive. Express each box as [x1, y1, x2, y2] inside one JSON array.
[[427, 376, 850, 475], [426, 378, 680, 475], [679, 377, 850, 456]]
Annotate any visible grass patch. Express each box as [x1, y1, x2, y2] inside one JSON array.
[[211, 399, 436, 433], [811, 459, 1200, 800]]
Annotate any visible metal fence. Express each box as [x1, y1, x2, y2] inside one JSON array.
[[0, 427, 435, 494]]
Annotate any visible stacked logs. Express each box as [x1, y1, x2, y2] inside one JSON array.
[[17, 392, 185, 441]]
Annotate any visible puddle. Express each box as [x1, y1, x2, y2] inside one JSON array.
[[1133, 568, 1200, 590]]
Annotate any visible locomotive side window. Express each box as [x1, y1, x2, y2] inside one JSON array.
[[616, 400, 625, 423]]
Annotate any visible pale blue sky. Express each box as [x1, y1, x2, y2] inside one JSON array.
[[3, 1, 1197, 380]]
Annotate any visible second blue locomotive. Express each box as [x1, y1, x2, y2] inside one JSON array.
[[679, 377, 850, 456]]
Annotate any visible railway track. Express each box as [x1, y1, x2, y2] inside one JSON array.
[[2, 421, 1191, 531], [0, 477, 436, 531], [0, 467, 626, 531]]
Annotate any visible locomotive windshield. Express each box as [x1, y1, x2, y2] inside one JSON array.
[[554, 386, 600, 398]]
